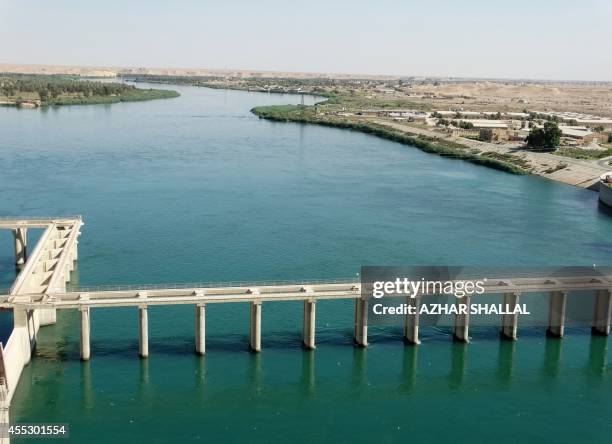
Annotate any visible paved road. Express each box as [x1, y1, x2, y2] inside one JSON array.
[[597, 156, 612, 168]]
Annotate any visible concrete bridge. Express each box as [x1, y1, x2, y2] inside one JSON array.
[[0, 217, 82, 441], [0, 216, 611, 437]]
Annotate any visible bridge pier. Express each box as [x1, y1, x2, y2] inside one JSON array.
[[500, 292, 520, 340], [139, 306, 149, 358], [453, 296, 470, 342], [195, 303, 205, 355], [302, 300, 316, 349], [592, 289, 611, 336], [39, 308, 57, 326], [249, 301, 262, 352], [403, 297, 420, 345], [80, 307, 90, 361], [547, 291, 567, 338], [354, 298, 368, 347], [12, 228, 27, 267]]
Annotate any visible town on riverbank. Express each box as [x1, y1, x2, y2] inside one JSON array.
[[113, 73, 612, 189], [3, 66, 611, 192]]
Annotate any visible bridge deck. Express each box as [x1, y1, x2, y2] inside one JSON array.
[[1, 274, 611, 309]]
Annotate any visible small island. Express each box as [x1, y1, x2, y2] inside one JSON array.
[[0, 73, 179, 107]]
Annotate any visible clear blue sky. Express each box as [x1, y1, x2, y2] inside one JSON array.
[[2, 0, 611, 81]]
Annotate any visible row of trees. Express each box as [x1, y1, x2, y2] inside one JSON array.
[[0, 74, 137, 101], [526, 122, 562, 150]]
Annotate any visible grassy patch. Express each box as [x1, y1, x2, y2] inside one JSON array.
[[555, 147, 612, 160]]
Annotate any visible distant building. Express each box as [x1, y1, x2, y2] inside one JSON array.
[[560, 127, 607, 145], [536, 111, 612, 129], [465, 120, 508, 129]]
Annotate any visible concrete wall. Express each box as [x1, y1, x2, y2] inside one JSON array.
[[600, 180, 612, 207], [2, 309, 40, 404]]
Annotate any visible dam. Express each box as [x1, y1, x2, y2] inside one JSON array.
[[0, 216, 611, 429]]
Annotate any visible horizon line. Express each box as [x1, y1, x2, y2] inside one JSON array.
[[1, 62, 612, 85]]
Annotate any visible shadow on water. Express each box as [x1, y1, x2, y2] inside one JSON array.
[[195, 355, 207, 390], [300, 350, 315, 396], [248, 353, 263, 396], [351, 347, 367, 393], [542, 337, 563, 380], [399, 344, 418, 393], [80, 361, 94, 411], [597, 199, 612, 217], [496, 339, 517, 386], [587, 335, 609, 379], [449, 342, 468, 390]]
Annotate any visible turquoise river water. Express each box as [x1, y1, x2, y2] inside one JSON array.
[[0, 84, 611, 443]]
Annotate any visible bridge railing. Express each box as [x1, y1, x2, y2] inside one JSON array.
[[0, 215, 82, 221], [72, 278, 358, 292]]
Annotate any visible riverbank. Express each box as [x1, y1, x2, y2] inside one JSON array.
[[115, 75, 610, 188], [251, 104, 612, 189], [0, 74, 180, 107], [251, 104, 527, 175], [3, 82, 612, 444]]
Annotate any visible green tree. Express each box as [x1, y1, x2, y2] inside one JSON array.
[[526, 121, 561, 150]]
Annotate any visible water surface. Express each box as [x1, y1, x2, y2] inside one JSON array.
[[0, 84, 610, 443]]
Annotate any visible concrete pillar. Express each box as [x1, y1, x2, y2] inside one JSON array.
[[547, 291, 567, 338], [12, 228, 27, 266], [80, 307, 90, 361], [500, 292, 520, 340], [302, 300, 316, 349], [354, 298, 368, 347], [195, 304, 206, 355], [39, 308, 57, 326], [0, 383, 9, 444], [592, 289, 611, 336], [403, 297, 420, 345], [453, 296, 470, 342], [249, 301, 262, 352], [139, 306, 149, 358]]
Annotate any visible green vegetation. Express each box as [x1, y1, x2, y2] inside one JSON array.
[[251, 105, 526, 175], [555, 147, 612, 160], [526, 122, 561, 150], [122, 74, 431, 112], [0, 74, 179, 106]]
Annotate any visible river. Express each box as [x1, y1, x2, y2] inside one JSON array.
[[0, 84, 610, 442]]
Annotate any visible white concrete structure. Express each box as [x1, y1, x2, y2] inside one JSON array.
[[547, 291, 567, 337], [0, 217, 82, 404], [453, 296, 471, 342], [11, 228, 27, 267], [354, 298, 368, 347], [302, 299, 316, 349], [500, 292, 520, 340], [403, 297, 420, 345], [80, 307, 90, 361], [249, 301, 262, 352], [1, 215, 612, 438], [139, 306, 149, 358], [593, 289, 612, 335], [0, 217, 82, 442], [195, 303, 206, 355], [600, 173, 612, 208]]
